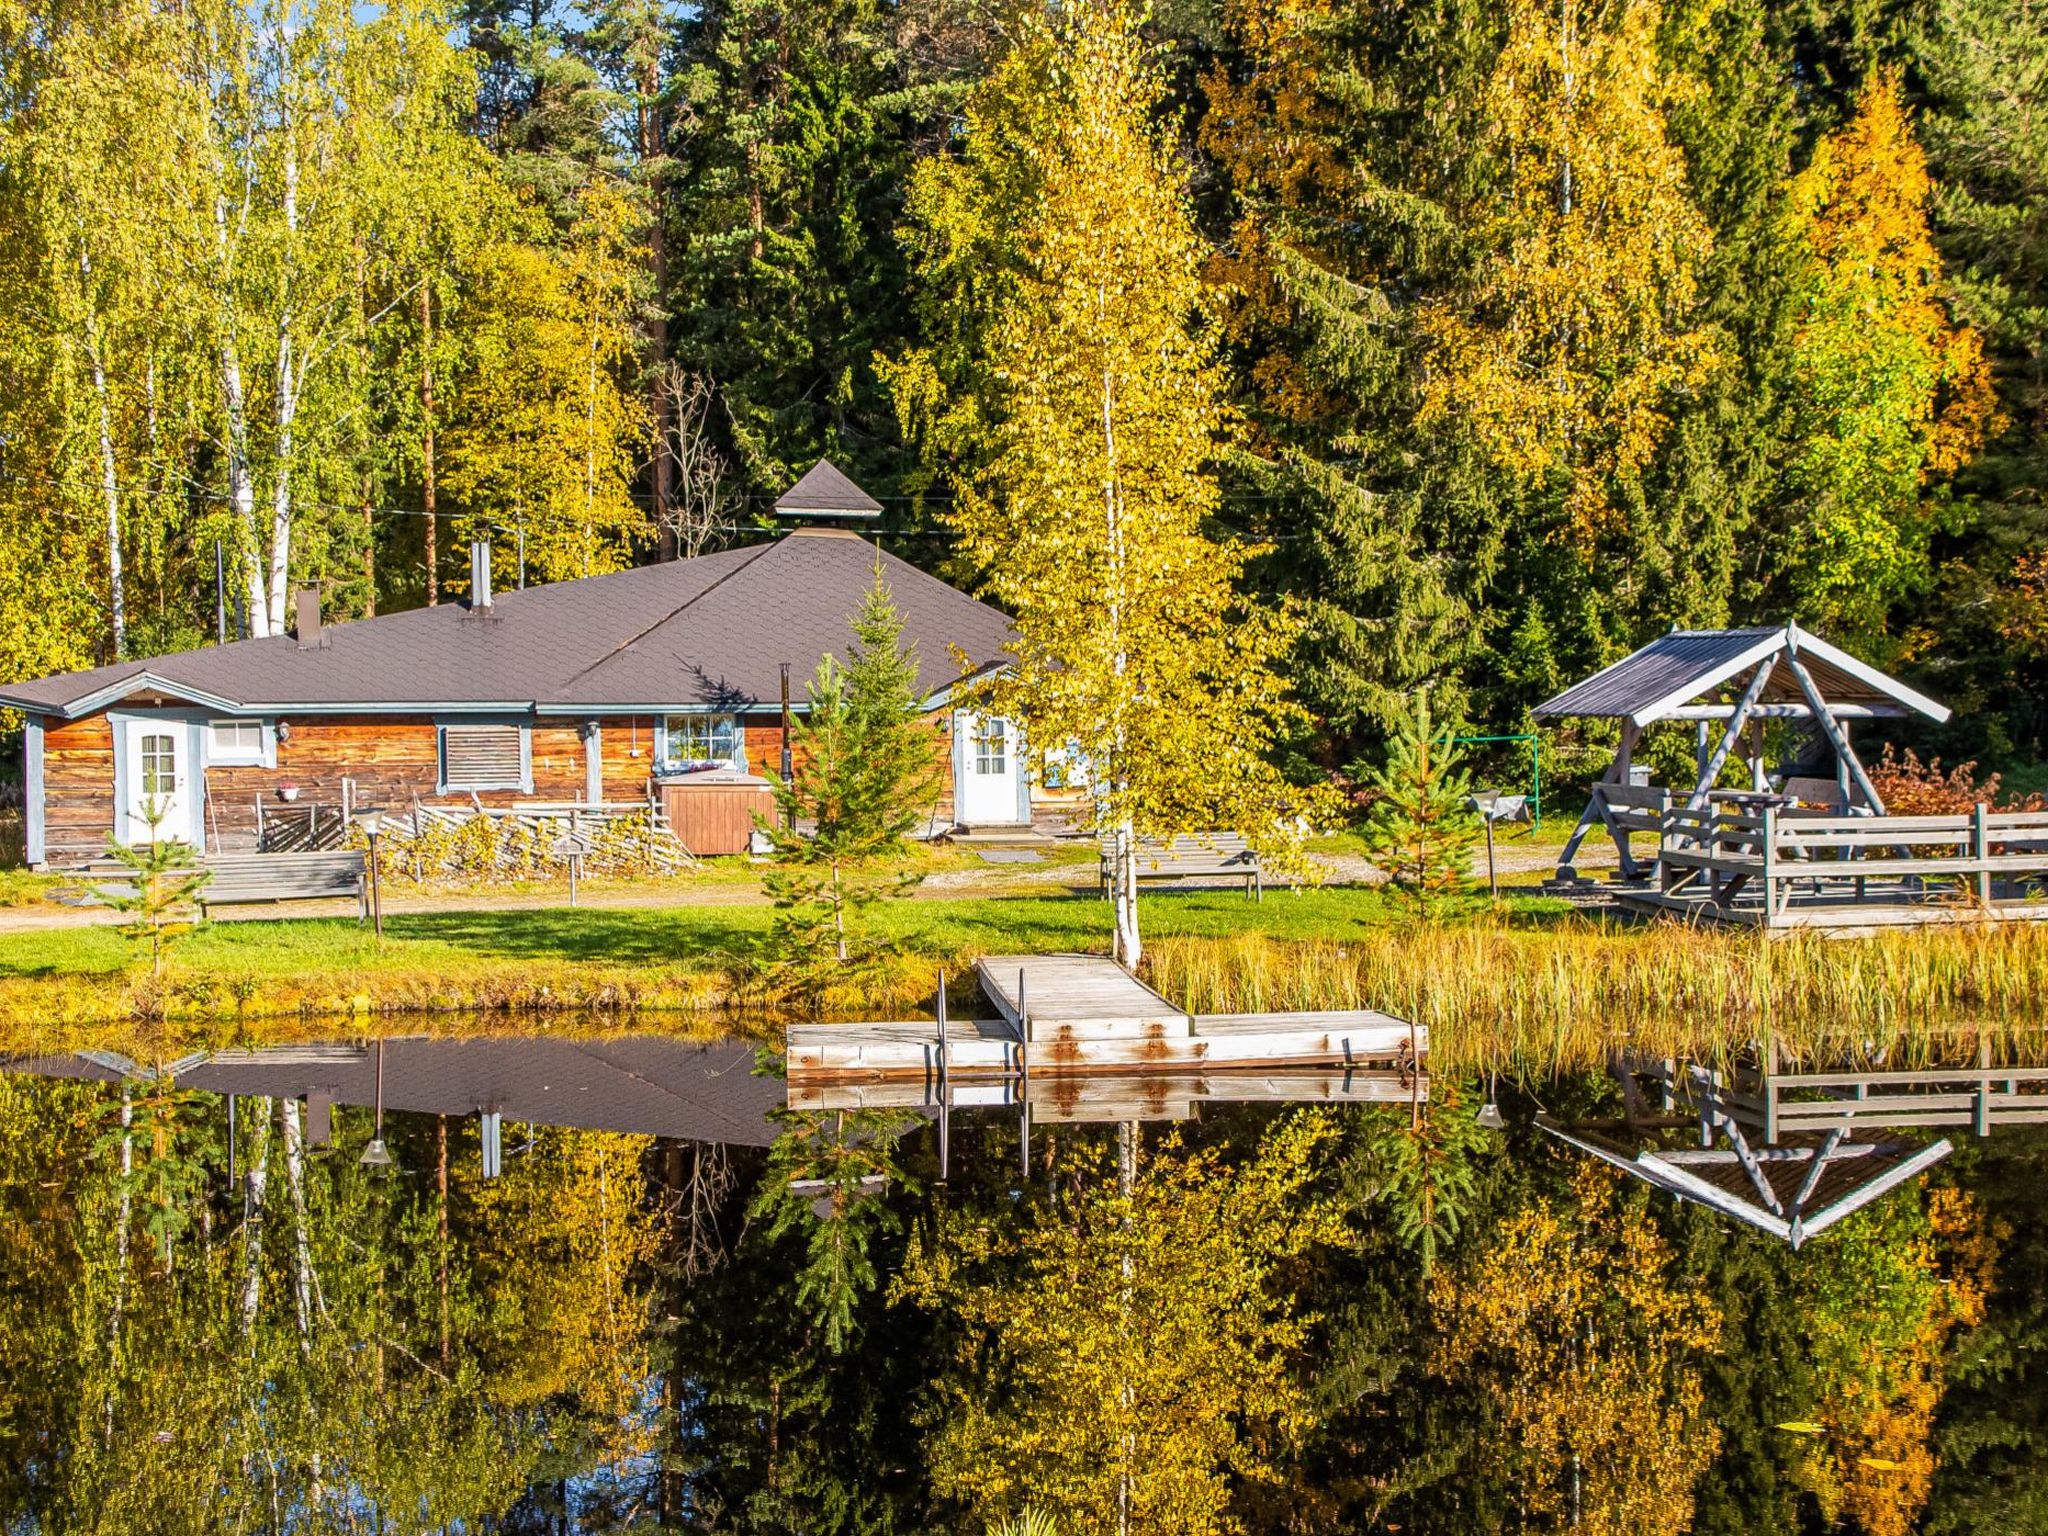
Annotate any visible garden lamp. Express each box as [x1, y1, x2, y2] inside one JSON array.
[[358, 1036, 393, 1169]]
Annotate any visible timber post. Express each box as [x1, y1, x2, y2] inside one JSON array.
[[1974, 802, 1991, 907]]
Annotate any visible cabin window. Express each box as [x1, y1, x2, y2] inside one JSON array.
[[206, 718, 270, 767], [439, 722, 530, 792], [973, 717, 1009, 776], [659, 714, 743, 773]]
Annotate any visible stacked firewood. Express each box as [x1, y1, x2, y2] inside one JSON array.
[[355, 801, 698, 880]]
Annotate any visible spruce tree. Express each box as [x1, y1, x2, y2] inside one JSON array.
[[98, 802, 211, 977], [1357, 692, 1479, 908], [757, 566, 941, 1003], [666, 0, 917, 496]]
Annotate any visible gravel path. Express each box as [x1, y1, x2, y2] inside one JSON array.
[[0, 830, 1621, 933]]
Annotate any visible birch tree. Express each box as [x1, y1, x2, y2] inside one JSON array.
[[0, 0, 199, 660], [1417, 0, 1721, 544], [889, 0, 1320, 968]]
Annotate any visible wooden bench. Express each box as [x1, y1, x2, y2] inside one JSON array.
[[1102, 834, 1262, 900], [196, 851, 369, 917]]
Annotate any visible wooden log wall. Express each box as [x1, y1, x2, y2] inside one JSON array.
[[34, 702, 973, 867], [41, 714, 114, 867]]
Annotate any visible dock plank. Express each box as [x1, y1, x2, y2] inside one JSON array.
[[976, 953, 1191, 1040]]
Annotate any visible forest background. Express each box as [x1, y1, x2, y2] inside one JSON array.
[[1, 0, 2044, 779]]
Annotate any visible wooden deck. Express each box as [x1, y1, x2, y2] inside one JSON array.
[[976, 953, 1191, 1040], [1615, 803, 2048, 932]]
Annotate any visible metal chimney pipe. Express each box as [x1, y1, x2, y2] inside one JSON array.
[[294, 585, 323, 649], [471, 540, 493, 610]]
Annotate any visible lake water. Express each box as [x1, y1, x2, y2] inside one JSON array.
[[0, 1031, 2040, 1534]]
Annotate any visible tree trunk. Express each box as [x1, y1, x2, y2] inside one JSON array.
[[104, 1084, 134, 1444], [265, 107, 301, 635], [438, 1114, 450, 1364], [831, 861, 848, 962], [280, 1099, 317, 1346], [1111, 816, 1141, 969], [641, 62, 676, 561], [79, 246, 125, 659], [241, 1098, 273, 1332], [422, 284, 437, 605]]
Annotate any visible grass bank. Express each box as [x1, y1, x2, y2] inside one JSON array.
[[3, 888, 2046, 1070], [1147, 924, 2048, 1073], [0, 887, 1474, 1038]]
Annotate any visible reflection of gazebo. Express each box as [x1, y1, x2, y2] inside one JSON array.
[[1538, 1054, 1959, 1250], [1538, 1118, 1950, 1250], [1535, 624, 1950, 881]]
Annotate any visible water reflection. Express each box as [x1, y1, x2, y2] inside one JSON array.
[[0, 1034, 2040, 1533]]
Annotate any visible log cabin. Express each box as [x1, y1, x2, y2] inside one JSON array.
[[1, 480, 1041, 864]]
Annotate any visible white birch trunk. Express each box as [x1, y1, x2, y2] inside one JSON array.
[[1100, 349, 1141, 971], [79, 243, 125, 659], [265, 87, 300, 630], [241, 1096, 272, 1332], [279, 1098, 315, 1347], [213, 182, 265, 637], [105, 1084, 134, 1444]]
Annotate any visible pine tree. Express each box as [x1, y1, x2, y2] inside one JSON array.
[[1357, 692, 1478, 907], [756, 567, 941, 1003], [1200, 0, 1495, 756]]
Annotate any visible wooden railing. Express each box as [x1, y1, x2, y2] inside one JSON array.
[[1594, 782, 1673, 838], [1657, 803, 2048, 917]]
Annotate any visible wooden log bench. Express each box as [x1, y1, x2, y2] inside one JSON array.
[[1102, 834, 1262, 900], [196, 851, 369, 918]]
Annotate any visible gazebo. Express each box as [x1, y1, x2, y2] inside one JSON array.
[[1536, 1054, 1956, 1250], [1535, 623, 1950, 881]]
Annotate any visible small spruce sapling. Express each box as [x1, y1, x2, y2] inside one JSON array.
[[100, 799, 212, 976], [756, 566, 942, 1004], [1357, 692, 1480, 906], [749, 1105, 924, 1353]]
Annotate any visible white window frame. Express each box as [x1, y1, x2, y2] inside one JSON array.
[[437, 719, 533, 794], [204, 717, 273, 768], [657, 713, 745, 774], [972, 716, 1009, 776]]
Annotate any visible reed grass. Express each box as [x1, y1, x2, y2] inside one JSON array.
[[9, 896, 2048, 1076], [1143, 918, 2048, 1074]]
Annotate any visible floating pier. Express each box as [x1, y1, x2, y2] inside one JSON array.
[[789, 1066, 1427, 1123], [784, 952, 1423, 1083]]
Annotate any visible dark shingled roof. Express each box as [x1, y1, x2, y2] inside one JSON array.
[[4, 1036, 786, 1145], [1534, 624, 1949, 726], [0, 529, 1012, 718], [774, 458, 883, 517]]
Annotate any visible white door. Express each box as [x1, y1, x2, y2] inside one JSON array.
[[122, 721, 194, 846], [957, 712, 1025, 825]]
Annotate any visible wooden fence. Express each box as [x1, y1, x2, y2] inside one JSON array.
[[1638, 801, 2048, 928]]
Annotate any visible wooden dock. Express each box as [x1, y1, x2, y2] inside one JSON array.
[[786, 953, 1422, 1083], [790, 1067, 1427, 1122]]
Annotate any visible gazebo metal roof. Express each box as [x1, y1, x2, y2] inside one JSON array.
[[1538, 1115, 1952, 1250], [774, 457, 883, 518], [1535, 624, 1950, 728]]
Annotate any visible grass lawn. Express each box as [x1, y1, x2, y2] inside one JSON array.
[[3, 878, 2045, 1073], [0, 884, 1570, 984]]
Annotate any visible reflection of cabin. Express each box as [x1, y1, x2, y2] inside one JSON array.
[[1, 462, 1046, 864], [3, 1036, 785, 1152], [1530, 1050, 2048, 1248], [1536, 624, 2048, 929]]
